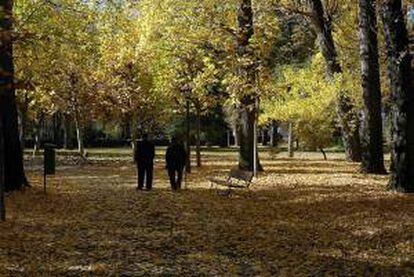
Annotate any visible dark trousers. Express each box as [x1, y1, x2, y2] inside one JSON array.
[[137, 163, 153, 190], [168, 168, 183, 190]]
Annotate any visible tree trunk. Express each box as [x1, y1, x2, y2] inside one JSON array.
[[52, 112, 63, 147], [63, 114, 70, 149], [18, 94, 29, 150], [195, 104, 201, 167], [0, 119, 6, 221], [121, 116, 131, 141], [236, 0, 262, 171], [320, 147, 327, 161], [261, 129, 268, 146], [32, 114, 44, 157], [130, 117, 138, 150], [185, 99, 191, 173], [32, 127, 40, 157], [288, 122, 295, 158], [233, 128, 238, 147], [74, 112, 85, 157], [359, 0, 387, 174], [381, 0, 414, 192], [69, 74, 86, 157], [309, 0, 362, 162], [270, 120, 278, 147], [0, 0, 27, 192], [238, 97, 262, 170]]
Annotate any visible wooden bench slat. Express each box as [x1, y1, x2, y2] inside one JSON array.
[[207, 178, 229, 186], [209, 168, 254, 193]]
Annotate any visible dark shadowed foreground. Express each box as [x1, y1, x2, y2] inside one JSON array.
[[0, 150, 413, 276]]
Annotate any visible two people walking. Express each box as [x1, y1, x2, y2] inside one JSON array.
[[134, 134, 187, 191]]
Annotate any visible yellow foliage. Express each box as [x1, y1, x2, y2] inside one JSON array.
[[261, 54, 338, 149]]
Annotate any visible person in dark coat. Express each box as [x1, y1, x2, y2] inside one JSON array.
[[165, 137, 187, 191], [134, 134, 155, 190]]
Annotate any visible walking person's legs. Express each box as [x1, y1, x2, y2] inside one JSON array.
[[168, 169, 176, 190], [137, 164, 145, 190], [176, 169, 183, 190], [146, 163, 153, 190]]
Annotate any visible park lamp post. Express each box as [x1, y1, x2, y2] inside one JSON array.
[[181, 84, 192, 174]]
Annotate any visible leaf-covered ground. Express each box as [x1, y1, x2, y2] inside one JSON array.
[[1, 149, 413, 276]]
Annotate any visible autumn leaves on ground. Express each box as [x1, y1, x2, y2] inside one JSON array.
[[1, 149, 413, 276]]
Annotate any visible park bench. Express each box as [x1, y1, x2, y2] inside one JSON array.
[[208, 168, 254, 195]]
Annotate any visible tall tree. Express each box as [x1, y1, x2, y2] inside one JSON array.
[[237, 0, 262, 171], [308, 0, 362, 162], [381, 0, 414, 192], [237, 0, 260, 171], [358, 0, 386, 174], [0, 0, 27, 192]]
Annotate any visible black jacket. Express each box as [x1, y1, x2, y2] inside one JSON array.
[[166, 142, 186, 170], [134, 140, 155, 164]]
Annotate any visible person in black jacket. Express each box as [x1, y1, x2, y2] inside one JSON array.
[[165, 136, 187, 190], [134, 134, 155, 190]]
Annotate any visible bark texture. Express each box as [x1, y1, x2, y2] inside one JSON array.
[[236, 0, 262, 171], [309, 0, 362, 162], [381, 0, 414, 192], [359, 0, 386, 174], [0, 0, 27, 192], [0, 118, 5, 221]]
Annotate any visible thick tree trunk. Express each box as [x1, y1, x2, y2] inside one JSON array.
[[0, 0, 27, 192], [236, 0, 262, 171], [237, 97, 262, 170], [0, 119, 5, 221], [359, 0, 387, 174], [309, 0, 362, 162], [381, 0, 414, 192], [19, 98, 28, 150]]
